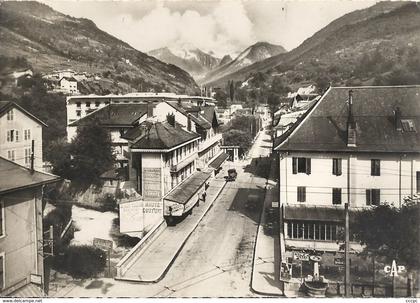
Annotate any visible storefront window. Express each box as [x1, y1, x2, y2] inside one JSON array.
[[286, 221, 339, 241]]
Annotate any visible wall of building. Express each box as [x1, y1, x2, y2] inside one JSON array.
[[0, 187, 43, 295], [153, 102, 197, 132], [0, 108, 43, 170], [279, 151, 420, 208]]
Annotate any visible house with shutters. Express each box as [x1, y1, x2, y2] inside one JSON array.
[[0, 101, 45, 171], [273, 85, 420, 252]]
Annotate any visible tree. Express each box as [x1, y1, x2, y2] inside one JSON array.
[[352, 203, 420, 271], [229, 80, 235, 102], [267, 93, 280, 125], [45, 138, 73, 179], [70, 119, 115, 185], [214, 89, 228, 108], [222, 129, 252, 156], [271, 76, 290, 95]]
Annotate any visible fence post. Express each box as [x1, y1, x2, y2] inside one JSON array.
[[407, 273, 413, 297]]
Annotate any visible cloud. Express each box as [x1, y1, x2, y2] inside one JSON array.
[[100, 1, 256, 57]]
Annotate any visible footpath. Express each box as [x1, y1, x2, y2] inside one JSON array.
[[250, 154, 284, 296], [117, 169, 227, 282]]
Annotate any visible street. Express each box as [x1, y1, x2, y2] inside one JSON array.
[[58, 131, 273, 297]]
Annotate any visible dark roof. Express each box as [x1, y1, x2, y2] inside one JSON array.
[[0, 101, 47, 127], [283, 205, 357, 223], [69, 104, 148, 127], [0, 157, 61, 195], [209, 152, 229, 169], [100, 167, 128, 180], [130, 121, 200, 150], [274, 86, 420, 153], [167, 101, 218, 129], [60, 76, 78, 82], [164, 171, 212, 204]]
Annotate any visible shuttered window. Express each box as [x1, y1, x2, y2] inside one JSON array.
[[371, 159, 381, 176], [0, 201, 4, 237], [297, 187, 306, 202], [332, 188, 342, 205], [0, 254, 4, 290], [417, 172, 420, 193], [332, 158, 342, 176], [292, 157, 311, 174], [366, 189, 380, 205]]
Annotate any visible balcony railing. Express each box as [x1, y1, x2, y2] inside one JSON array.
[[198, 133, 222, 152], [170, 151, 198, 172]]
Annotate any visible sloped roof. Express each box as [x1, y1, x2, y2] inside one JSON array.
[[274, 86, 420, 153], [283, 204, 357, 223], [60, 76, 78, 82], [166, 101, 218, 129], [0, 157, 61, 195], [130, 121, 200, 150], [0, 101, 47, 127], [69, 104, 148, 127], [164, 171, 212, 204]]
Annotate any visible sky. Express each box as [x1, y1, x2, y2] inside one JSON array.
[[43, 0, 377, 58]]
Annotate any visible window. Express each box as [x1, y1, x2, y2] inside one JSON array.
[[366, 189, 380, 205], [76, 102, 81, 108], [6, 130, 14, 142], [286, 221, 338, 241], [332, 188, 342, 205], [417, 172, 420, 193], [7, 150, 15, 161], [24, 129, 31, 141], [332, 158, 342, 176], [15, 130, 19, 142], [25, 148, 31, 165], [76, 110, 81, 117], [371, 159, 380, 176], [297, 186, 306, 202], [95, 102, 100, 107], [292, 157, 311, 174], [86, 102, 91, 107], [0, 201, 4, 237], [0, 253, 4, 290], [6, 109, 13, 121]]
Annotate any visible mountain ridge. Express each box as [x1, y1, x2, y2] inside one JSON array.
[[0, 1, 199, 94]]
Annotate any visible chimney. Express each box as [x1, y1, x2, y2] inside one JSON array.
[[347, 90, 356, 147], [394, 106, 402, 131], [147, 101, 153, 117]]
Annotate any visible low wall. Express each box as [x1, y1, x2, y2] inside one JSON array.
[[116, 219, 166, 278]]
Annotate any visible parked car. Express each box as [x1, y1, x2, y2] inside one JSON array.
[[225, 168, 237, 182]]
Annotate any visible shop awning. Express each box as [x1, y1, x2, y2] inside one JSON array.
[[283, 205, 357, 223], [164, 171, 212, 204], [9, 283, 43, 297], [209, 152, 229, 169]]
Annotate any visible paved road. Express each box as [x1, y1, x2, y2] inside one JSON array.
[[58, 130, 272, 297]]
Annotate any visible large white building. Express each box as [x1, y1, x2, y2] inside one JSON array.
[[274, 86, 420, 252]]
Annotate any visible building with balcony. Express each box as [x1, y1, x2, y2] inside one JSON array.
[[153, 100, 224, 171], [0, 157, 61, 297], [274, 86, 420, 252], [67, 103, 149, 166], [0, 101, 45, 171]]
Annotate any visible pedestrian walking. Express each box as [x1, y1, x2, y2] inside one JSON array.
[[202, 191, 207, 202]]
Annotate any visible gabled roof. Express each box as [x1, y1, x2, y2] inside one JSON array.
[[0, 101, 47, 127], [0, 157, 61, 195], [130, 121, 200, 151], [274, 86, 420, 153], [166, 101, 219, 130], [69, 104, 148, 127], [59, 76, 78, 82]]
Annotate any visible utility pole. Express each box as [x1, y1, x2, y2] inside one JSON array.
[[345, 154, 351, 297]]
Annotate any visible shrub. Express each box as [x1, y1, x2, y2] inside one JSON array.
[[95, 193, 117, 212], [54, 245, 106, 279]]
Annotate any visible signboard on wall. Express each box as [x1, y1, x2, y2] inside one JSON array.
[[143, 167, 162, 200], [119, 199, 143, 233]]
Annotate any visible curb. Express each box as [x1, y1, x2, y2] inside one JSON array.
[[249, 156, 284, 297], [117, 179, 228, 283]]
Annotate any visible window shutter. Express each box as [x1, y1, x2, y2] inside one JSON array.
[[292, 157, 297, 174], [303, 187, 306, 202], [306, 158, 311, 175], [377, 160, 381, 176], [371, 160, 375, 176], [373, 189, 380, 205], [332, 159, 337, 175], [366, 189, 371, 205], [337, 159, 342, 176]]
